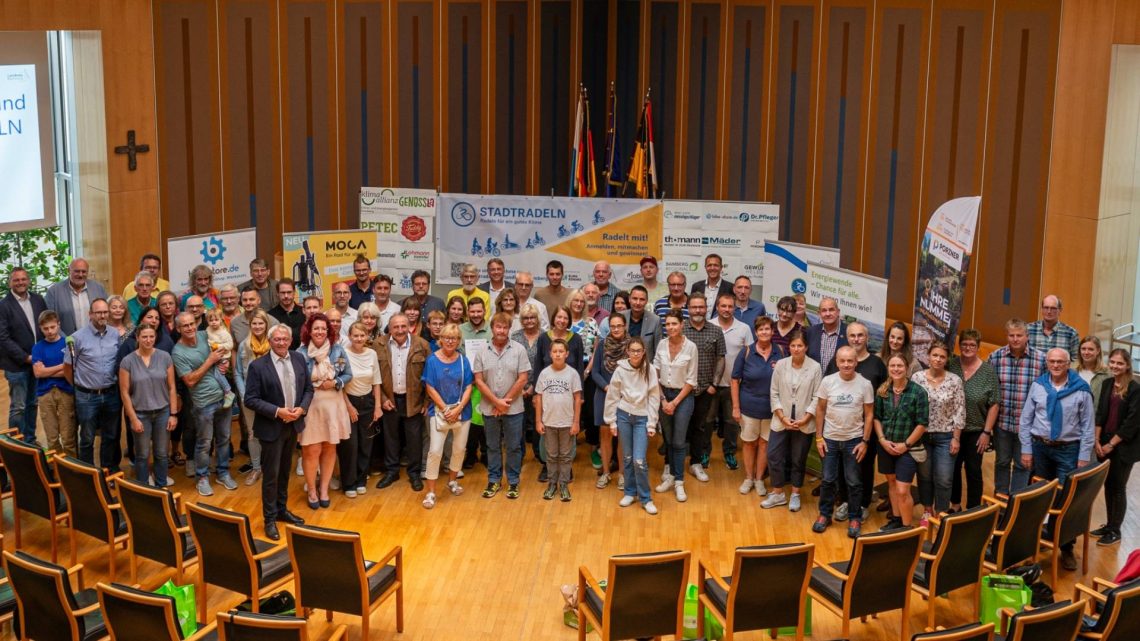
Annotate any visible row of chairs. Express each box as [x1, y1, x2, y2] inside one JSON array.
[[578, 544, 1140, 641]]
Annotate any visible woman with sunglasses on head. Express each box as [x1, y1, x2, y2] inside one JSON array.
[[772, 296, 802, 354]]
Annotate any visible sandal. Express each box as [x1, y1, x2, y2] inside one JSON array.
[[422, 492, 436, 509], [448, 480, 464, 496]]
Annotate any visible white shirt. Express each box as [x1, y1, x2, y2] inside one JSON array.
[[716, 318, 754, 387], [488, 282, 508, 306], [13, 291, 35, 334], [388, 334, 412, 394], [653, 337, 699, 390], [815, 372, 874, 441], [275, 353, 296, 408], [69, 284, 91, 330], [336, 306, 359, 342], [377, 300, 401, 331], [517, 297, 550, 331]]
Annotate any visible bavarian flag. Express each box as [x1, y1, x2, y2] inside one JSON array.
[[569, 86, 598, 197]]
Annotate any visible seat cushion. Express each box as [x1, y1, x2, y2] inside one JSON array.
[[366, 562, 398, 604], [809, 562, 849, 607], [74, 588, 107, 641], [912, 541, 934, 589], [583, 585, 604, 620], [177, 514, 198, 560], [254, 539, 292, 587], [703, 577, 731, 616]]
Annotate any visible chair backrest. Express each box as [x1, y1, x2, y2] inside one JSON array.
[[97, 581, 183, 641], [1052, 460, 1110, 545], [924, 504, 1000, 594], [911, 621, 995, 641], [845, 527, 926, 619], [186, 502, 258, 595], [4, 550, 87, 641], [604, 550, 690, 640], [727, 543, 814, 632], [0, 434, 60, 520], [1005, 599, 1083, 641], [217, 610, 308, 641], [117, 478, 190, 567], [1095, 577, 1140, 641], [55, 455, 120, 541], [994, 479, 1058, 570], [285, 524, 366, 615]]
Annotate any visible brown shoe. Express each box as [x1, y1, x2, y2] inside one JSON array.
[[1061, 549, 1078, 571]]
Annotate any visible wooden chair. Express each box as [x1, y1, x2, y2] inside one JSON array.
[[997, 599, 1083, 641], [54, 455, 129, 580], [807, 526, 925, 641], [0, 427, 20, 547], [697, 543, 814, 641], [116, 478, 199, 586], [215, 610, 346, 640], [577, 550, 690, 641], [1073, 576, 1140, 640], [3, 549, 106, 641], [186, 502, 293, 625], [914, 504, 1001, 630], [982, 479, 1059, 573], [97, 581, 218, 641], [0, 534, 15, 629], [1039, 461, 1110, 588], [285, 524, 403, 640], [911, 622, 996, 640], [0, 434, 69, 562]]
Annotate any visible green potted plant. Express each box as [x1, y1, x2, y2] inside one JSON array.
[[0, 226, 72, 297]]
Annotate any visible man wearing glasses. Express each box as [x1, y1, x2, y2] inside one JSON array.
[[512, 272, 550, 330], [63, 299, 123, 467], [348, 254, 376, 309], [1027, 295, 1080, 362]]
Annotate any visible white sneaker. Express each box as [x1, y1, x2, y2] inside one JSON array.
[[596, 474, 610, 489], [447, 480, 464, 496], [457, 470, 465, 479], [617, 474, 625, 490], [295, 458, 303, 476], [644, 501, 659, 515], [674, 482, 688, 502], [761, 492, 788, 509], [619, 495, 636, 507], [655, 474, 675, 493], [690, 464, 710, 482], [739, 478, 755, 494], [789, 493, 802, 512], [355, 485, 367, 495], [344, 489, 357, 499], [754, 482, 768, 497], [835, 502, 850, 522], [422, 492, 436, 509]]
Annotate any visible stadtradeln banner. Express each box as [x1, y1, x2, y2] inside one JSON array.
[[912, 196, 981, 365], [435, 194, 663, 287], [661, 200, 779, 287], [806, 261, 889, 353], [167, 228, 257, 292], [283, 229, 378, 308], [761, 240, 841, 319], [360, 187, 437, 295]]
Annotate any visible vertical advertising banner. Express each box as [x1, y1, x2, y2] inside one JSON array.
[[912, 196, 981, 365], [435, 194, 663, 288], [167, 228, 258, 292], [761, 241, 841, 319], [283, 230, 378, 308], [806, 262, 889, 353], [360, 187, 437, 295], [660, 201, 780, 286]]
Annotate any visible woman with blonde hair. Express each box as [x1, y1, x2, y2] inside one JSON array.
[[421, 322, 474, 508], [1092, 348, 1140, 546], [1075, 335, 1111, 407], [107, 295, 133, 339], [234, 308, 273, 485]]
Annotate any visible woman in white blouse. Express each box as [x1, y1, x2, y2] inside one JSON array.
[[653, 309, 698, 502], [340, 321, 384, 498], [767, 330, 822, 512], [910, 340, 965, 526]]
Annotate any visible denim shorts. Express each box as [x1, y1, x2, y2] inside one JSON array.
[[878, 449, 918, 483]]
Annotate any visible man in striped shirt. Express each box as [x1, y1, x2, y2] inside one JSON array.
[[987, 318, 1046, 496]]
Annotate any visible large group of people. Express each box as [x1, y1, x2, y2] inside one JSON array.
[[1, 252, 1136, 558]]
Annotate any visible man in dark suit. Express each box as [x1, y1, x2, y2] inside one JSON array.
[[690, 254, 734, 308], [1, 267, 48, 441], [243, 324, 313, 540], [805, 296, 848, 371]]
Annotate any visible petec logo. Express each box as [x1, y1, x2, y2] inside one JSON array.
[[451, 202, 477, 227]]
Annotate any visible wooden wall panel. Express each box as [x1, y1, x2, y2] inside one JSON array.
[[392, 1, 437, 190], [491, 1, 529, 194], [536, 0, 572, 195], [580, 0, 609, 194], [723, 0, 769, 202], [614, 0, 641, 193], [769, 1, 818, 243], [681, 1, 723, 200], [647, 0, 681, 198], [443, 1, 486, 193]]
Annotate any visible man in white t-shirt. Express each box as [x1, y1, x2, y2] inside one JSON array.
[[812, 346, 874, 538], [712, 292, 754, 470]]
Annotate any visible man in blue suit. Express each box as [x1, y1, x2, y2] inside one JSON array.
[[243, 324, 313, 540], [0, 268, 47, 441], [805, 297, 848, 372]]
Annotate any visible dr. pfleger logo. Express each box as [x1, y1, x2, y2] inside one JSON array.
[[451, 202, 476, 227]]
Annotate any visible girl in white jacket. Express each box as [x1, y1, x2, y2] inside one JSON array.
[[604, 337, 662, 514]]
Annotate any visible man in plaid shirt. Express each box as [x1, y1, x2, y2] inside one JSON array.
[[682, 293, 726, 481], [987, 318, 1046, 496], [1026, 294, 1080, 361]]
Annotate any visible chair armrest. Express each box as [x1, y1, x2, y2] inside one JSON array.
[[578, 565, 604, 601], [185, 621, 219, 640], [372, 545, 402, 571], [982, 494, 1008, 509], [1047, 508, 1062, 517], [1075, 583, 1108, 604], [1093, 577, 1120, 591], [106, 471, 125, 482], [919, 552, 938, 561], [813, 560, 849, 581], [173, 492, 184, 513], [697, 559, 729, 594], [66, 563, 85, 590], [992, 528, 1007, 539], [251, 542, 288, 560], [71, 601, 101, 617], [1032, 475, 1049, 484], [999, 607, 1018, 628], [327, 624, 349, 641]]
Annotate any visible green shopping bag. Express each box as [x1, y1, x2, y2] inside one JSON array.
[[682, 584, 725, 640], [979, 574, 1031, 634], [776, 595, 812, 636], [470, 388, 484, 426], [154, 580, 196, 638]]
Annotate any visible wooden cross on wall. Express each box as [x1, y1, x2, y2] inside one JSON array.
[[114, 130, 150, 171]]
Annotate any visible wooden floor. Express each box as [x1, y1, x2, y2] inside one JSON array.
[[2, 385, 1139, 640]]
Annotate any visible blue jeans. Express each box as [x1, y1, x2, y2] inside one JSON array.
[[1031, 438, 1080, 487], [660, 388, 694, 481], [819, 437, 863, 520], [617, 409, 651, 504], [484, 413, 524, 485], [994, 428, 1029, 496], [75, 389, 122, 467], [4, 369, 38, 443], [192, 400, 232, 479], [132, 409, 171, 487], [918, 432, 955, 512]]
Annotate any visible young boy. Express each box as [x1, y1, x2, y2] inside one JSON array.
[[30, 310, 77, 456], [534, 339, 582, 501]]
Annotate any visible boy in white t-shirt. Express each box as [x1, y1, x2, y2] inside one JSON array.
[[812, 346, 874, 538], [534, 339, 582, 502]]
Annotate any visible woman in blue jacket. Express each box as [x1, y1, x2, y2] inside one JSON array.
[[299, 312, 353, 509]]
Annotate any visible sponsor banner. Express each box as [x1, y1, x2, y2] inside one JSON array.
[[283, 229, 377, 308], [387, 267, 420, 296], [761, 241, 841, 320], [167, 228, 257, 292], [375, 242, 434, 270], [806, 261, 889, 353], [662, 199, 780, 233], [435, 194, 663, 286], [661, 200, 778, 288], [659, 255, 705, 286], [359, 211, 434, 245], [912, 196, 980, 365], [359, 187, 437, 218]]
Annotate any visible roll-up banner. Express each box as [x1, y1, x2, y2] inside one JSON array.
[[283, 229, 378, 308], [660, 200, 780, 287], [806, 261, 889, 353], [167, 228, 258, 292], [761, 240, 841, 322], [435, 194, 663, 288], [912, 196, 981, 365]]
